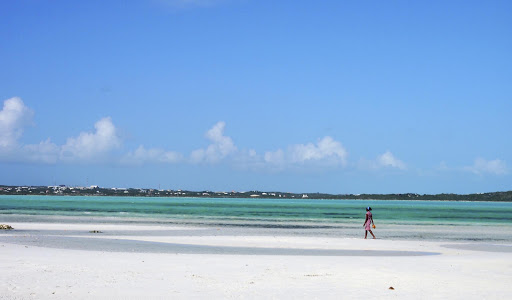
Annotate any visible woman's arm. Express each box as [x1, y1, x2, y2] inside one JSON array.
[[364, 214, 368, 226]]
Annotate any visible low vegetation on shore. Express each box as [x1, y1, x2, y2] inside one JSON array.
[[1, 185, 511, 201]]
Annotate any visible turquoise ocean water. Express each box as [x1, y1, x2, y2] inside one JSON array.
[[1, 195, 511, 226]]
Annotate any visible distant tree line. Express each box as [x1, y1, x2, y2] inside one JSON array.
[[1, 185, 511, 201]]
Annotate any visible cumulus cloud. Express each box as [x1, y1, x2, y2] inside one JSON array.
[[290, 137, 347, 165], [357, 151, 407, 171], [121, 145, 183, 165], [190, 121, 237, 163], [377, 151, 407, 170], [464, 158, 508, 175], [262, 137, 348, 169], [5, 115, 121, 164], [0, 98, 178, 166], [0, 97, 34, 149], [60, 117, 121, 161], [264, 149, 285, 165], [0, 99, 413, 174], [22, 139, 60, 164]]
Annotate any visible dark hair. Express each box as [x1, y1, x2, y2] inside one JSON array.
[[366, 206, 372, 211]]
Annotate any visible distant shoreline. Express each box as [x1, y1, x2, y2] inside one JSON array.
[[1, 185, 511, 201]]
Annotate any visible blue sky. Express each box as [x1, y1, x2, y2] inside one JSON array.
[[1, 0, 511, 194]]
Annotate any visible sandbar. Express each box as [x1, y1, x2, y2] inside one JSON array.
[[1, 221, 511, 299]]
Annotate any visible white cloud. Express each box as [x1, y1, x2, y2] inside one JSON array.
[[262, 137, 348, 169], [0, 101, 416, 174], [190, 121, 237, 163], [229, 148, 266, 171], [264, 149, 285, 165], [290, 136, 347, 165], [464, 158, 508, 175], [22, 139, 60, 164], [0, 113, 121, 164], [205, 121, 237, 156], [60, 117, 121, 161], [0, 97, 34, 149], [357, 151, 407, 171], [121, 145, 183, 165], [377, 151, 407, 170]]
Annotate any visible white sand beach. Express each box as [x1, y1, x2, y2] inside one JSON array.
[[1, 222, 511, 299]]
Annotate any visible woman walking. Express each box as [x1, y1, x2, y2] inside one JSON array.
[[364, 207, 376, 239]]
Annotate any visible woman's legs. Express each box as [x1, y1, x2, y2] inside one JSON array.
[[368, 230, 376, 239]]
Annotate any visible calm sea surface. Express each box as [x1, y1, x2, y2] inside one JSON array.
[[1, 195, 511, 226]]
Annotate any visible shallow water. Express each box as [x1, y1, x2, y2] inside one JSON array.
[[1, 195, 511, 226], [1, 195, 512, 242]]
